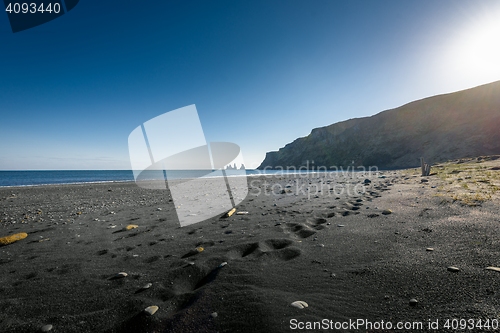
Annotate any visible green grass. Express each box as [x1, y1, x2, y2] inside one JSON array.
[[429, 158, 500, 206]]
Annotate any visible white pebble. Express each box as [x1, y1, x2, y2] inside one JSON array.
[[291, 301, 308, 309], [40, 324, 53, 332], [144, 305, 159, 316], [485, 266, 500, 272], [114, 272, 128, 278]]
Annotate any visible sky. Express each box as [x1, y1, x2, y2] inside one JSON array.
[[1, 0, 500, 170]]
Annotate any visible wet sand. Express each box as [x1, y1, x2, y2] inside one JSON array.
[[1, 163, 500, 333]]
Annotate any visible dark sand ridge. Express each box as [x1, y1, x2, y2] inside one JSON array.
[[0, 158, 499, 333]]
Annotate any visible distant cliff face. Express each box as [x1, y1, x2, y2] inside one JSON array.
[[258, 80, 500, 170]]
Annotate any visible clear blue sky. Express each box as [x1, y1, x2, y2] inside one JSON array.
[[1, 0, 500, 170]]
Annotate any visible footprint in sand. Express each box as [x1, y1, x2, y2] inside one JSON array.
[[226, 238, 302, 261], [283, 222, 317, 238], [305, 217, 328, 230]]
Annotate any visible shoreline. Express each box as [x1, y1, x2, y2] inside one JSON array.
[[0, 169, 378, 189]]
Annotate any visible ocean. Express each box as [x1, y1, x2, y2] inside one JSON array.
[[0, 169, 338, 187]]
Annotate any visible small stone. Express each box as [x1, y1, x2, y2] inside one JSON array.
[[40, 324, 53, 332], [236, 211, 249, 215], [337, 224, 345, 227], [140, 283, 152, 290], [195, 246, 204, 253], [409, 298, 418, 306], [144, 305, 158, 316], [381, 209, 392, 215], [421, 179, 429, 183], [157, 208, 162, 211], [211, 312, 218, 318], [113, 272, 128, 279], [363, 179, 372, 184], [218, 262, 228, 268], [485, 266, 500, 272], [447, 266, 460, 272], [125, 224, 138, 230], [426, 248, 434, 251], [291, 301, 308, 309], [0, 232, 28, 246]]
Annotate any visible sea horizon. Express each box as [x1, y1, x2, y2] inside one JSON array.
[[0, 169, 355, 187]]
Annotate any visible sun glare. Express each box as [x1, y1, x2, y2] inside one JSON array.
[[443, 5, 500, 85]]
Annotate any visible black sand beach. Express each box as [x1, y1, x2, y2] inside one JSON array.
[[1, 159, 500, 333]]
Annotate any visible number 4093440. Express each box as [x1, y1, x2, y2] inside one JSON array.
[[5, 2, 61, 14]]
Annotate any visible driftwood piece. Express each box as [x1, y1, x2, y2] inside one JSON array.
[[420, 157, 431, 176]]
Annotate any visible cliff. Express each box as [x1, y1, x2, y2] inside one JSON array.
[[258, 80, 500, 170]]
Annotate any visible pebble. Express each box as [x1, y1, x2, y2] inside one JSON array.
[[157, 208, 162, 211], [426, 248, 434, 251], [40, 324, 53, 332], [219, 262, 228, 268], [0, 232, 28, 246], [291, 301, 308, 309], [125, 224, 138, 230], [485, 266, 500, 272], [140, 283, 152, 290], [337, 224, 345, 227], [211, 312, 218, 318], [409, 298, 418, 306], [447, 266, 460, 272], [144, 305, 159, 316], [381, 209, 392, 215], [236, 211, 249, 215], [113, 272, 128, 279]]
